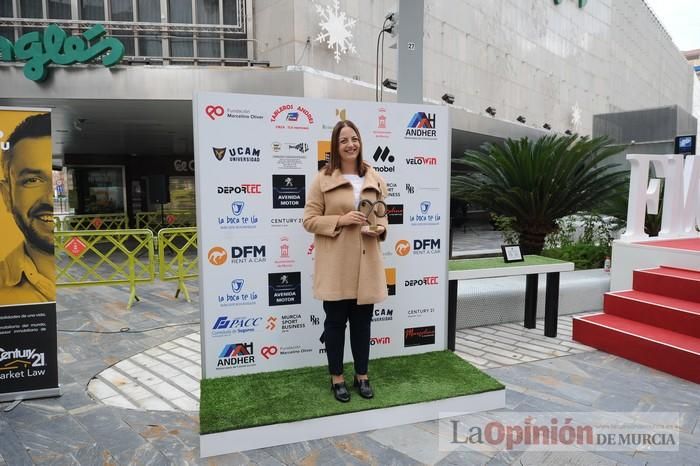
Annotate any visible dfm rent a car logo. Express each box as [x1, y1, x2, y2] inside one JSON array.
[[231, 245, 266, 264], [394, 239, 440, 256], [207, 246, 227, 265]]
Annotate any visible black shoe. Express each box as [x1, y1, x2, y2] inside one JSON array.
[[331, 381, 351, 402], [353, 376, 374, 399]]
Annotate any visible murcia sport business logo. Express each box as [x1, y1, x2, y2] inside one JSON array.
[[405, 112, 437, 139]]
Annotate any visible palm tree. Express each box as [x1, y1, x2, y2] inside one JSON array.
[[452, 134, 628, 254]]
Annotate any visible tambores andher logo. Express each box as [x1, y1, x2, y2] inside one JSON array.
[[272, 175, 305, 209]]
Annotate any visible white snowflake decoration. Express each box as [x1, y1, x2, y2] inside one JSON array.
[[571, 102, 582, 130], [315, 0, 357, 63]]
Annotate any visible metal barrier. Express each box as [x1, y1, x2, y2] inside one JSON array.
[[157, 227, 198, 302], [136, 210, 196, 231], [61, 213, 129, 231], [55, 229, 155, 309], [53, 216, 62, 231]]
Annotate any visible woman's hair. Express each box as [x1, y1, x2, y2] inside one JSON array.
[[324, 119, 367, 176]]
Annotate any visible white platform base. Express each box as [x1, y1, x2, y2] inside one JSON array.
[[200, 388, 505, 458], [611, 239, 700, 291]]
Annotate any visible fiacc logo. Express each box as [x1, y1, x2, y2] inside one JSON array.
[[205, 105, 224, 120], [405, 112, 437, 139], [208, 246, 227, 265]]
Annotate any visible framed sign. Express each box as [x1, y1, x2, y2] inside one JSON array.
[[501, 244, 524, 263]]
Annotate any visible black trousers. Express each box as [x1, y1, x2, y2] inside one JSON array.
[[322, 299, 373, 376]]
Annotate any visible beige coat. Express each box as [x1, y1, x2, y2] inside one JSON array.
[[303, 165, 389, 305]]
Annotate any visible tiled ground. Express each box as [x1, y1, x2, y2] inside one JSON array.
[[87, 315, 593, 412]]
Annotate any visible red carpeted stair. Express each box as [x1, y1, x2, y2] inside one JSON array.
[[573, 266, 700, 384]]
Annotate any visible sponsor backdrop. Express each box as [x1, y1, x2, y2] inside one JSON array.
[[0, 107, 60, 401], [194, 93, 449, 378]]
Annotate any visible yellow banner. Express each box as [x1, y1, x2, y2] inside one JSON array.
[[0, 108, 55, 305]]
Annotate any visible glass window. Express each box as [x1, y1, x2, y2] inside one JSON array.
[[169, 0, 193, 59], [109, 0, 135, 55], [68, 167, 125, 215], [137, 0, 162, 56], [81, 0, 105, 20], [0, 2, 13, 41], [19, 0, 43, 18], [223, 0, 246, 59], [196, 0, 219, 57], [166, 177, 196, 212], [48, 0, 71, 19]]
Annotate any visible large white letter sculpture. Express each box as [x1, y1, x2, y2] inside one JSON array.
[[622, 154, 700, 242]]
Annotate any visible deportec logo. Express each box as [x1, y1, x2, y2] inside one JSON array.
[[212, 146, 261, 163], [217, 184, 262, 194], [406, 156, 437, 165], [217, 342, 255, 368], [405, 276, 439, 287], [207, 247, 227, 265], [405, 112, 437, 139]]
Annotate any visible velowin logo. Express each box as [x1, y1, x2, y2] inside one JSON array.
[[554, 0, 588, 8], [0, 24, 125, 82]]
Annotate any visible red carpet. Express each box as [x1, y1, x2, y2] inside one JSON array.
[[637, 238, 700, 251], [573, 266, 700, 384]]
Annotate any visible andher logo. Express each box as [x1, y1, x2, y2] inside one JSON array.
[[207, 246, 227, 265], [217, 342, 255, 368], [405, 112, 437, 139], [205, 105, 224, 120], [394, 240, 411, 256]]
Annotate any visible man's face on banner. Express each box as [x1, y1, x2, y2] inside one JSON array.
[[3, 136, 54, 254]]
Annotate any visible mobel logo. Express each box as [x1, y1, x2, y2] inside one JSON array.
[[0, 24, 125, 82]]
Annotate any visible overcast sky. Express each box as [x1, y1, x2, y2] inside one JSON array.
[[645, 0, 700, 51]]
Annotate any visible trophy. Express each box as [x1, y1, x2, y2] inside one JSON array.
[[358, 199, 387, 232]]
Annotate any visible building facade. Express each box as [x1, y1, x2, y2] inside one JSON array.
[[0, 0, 696, 218]]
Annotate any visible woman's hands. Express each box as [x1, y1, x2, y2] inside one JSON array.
[[360, 225, 385, 237], [338, 211, 367, 226]]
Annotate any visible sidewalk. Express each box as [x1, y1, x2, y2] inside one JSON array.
[[1, 229, 699, 464]]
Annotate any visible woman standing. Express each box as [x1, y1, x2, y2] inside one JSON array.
[[303, 120, 389, 402]]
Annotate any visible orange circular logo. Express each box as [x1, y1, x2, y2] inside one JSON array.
[[395, 240, 411, 256], [207, 246, 227, 265]]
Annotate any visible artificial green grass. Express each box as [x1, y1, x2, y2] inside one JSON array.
[[199, 350, 503, 434], [449, 254, 568, 271]]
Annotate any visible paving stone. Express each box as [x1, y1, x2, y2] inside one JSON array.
[[261, 438, 334, 464], [139, 396, 175, 411], [435, 449, 493, 466], [367, 423, 451, 465], [0, 419, 34, 466], [518, 451, 617, 465], [14, 414, 95, 462], [100, 394, 138, 409]]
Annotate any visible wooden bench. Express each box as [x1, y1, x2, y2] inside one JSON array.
[[447, 255, 574, 349]]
